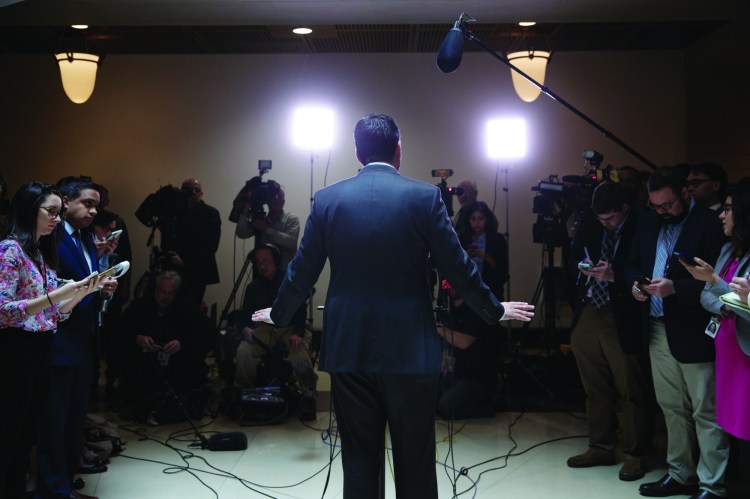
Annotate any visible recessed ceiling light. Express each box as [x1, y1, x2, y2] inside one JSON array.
[[71, 24, 89, 30], [518, 21, 536, 27], [293, 27, 312, 35]]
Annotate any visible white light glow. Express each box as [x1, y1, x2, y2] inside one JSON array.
[[293, 27, 312, 35], [486, 119, 527, 159], [292, 107, 334, 150]]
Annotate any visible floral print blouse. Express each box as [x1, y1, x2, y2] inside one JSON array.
[[0, 238, 66, 332]]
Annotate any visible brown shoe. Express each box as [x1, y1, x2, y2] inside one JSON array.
[[566, 447, 616, 468], [619, 457, 647, 481]]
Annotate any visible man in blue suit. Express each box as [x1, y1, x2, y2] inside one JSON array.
[[36, 177, 117, 499], [253, 114, 534, 498]]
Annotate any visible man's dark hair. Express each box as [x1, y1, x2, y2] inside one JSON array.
[[647, 166, 687, 195], [354, 114, 400, 166], [591, 181, 628, 215], [57, 176, 97, 200], [691, 162, 728, 196], [727, 183, 750, 256]]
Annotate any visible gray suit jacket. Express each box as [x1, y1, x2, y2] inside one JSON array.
[[270, 162, 504, 373], [700, 242, 750, 355]]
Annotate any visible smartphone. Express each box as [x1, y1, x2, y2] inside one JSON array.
[[636, 276, 652, 286], [105, 229, 123, 242], [578, 262, 593, 270], [673, 251, 698, 266]]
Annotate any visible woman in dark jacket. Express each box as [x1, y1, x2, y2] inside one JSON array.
[[459, 201, 508, 301]]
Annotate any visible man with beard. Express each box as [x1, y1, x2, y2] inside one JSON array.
[[626, 167, 728, 499]]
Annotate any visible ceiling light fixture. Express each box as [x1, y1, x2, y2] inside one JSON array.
[[507, 50, 550, 103], [505, 23, 552, 103], [54, 27, 102, 104], [293, 27, 312, 35]]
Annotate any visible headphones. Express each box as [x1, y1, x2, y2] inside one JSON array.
[[250, 243, 282, 267]]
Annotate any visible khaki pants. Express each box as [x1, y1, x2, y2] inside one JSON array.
[[234, 324, 315, 393]]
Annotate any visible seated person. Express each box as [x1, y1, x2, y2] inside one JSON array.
[[119, 270, 211, 419], [234, 243, 316, 420], [436, 285, 501, 420]]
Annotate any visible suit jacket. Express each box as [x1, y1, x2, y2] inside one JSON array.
[[52, 226, 101, 365], [700, 243, 750, 356], [625, 202, 725, 363], [571, 211, 643, 354], [270, 163, 504, 374]]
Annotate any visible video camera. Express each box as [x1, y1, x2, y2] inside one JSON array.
[[432, 169, 464, 217], [135, 184, 191, 227], [531, 149, 613, 246], [229, 160, 281, 223]]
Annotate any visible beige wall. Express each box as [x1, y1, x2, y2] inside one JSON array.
[[0, 50, 691, 326]]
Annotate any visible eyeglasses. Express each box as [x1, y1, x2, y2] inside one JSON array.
[[40, 206, 62, 220], [647, 198, 677, 212], [722, 204, 732, 214]]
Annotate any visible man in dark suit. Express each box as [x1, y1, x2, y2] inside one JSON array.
[[36, 177, 117, 499], [167, 178, 221, 306], [566, 182, 653, 481], [252, 114, 534, 498], [626, 167, 728, 499]]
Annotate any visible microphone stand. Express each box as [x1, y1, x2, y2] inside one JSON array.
[[454, 19, 658, 170], [147, 351, 247, 451]]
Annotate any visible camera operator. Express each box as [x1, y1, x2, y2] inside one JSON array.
[[167, 178, 221, 306], [234, 184, 300, 270]]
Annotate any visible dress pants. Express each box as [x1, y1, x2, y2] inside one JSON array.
[[331, 372, 439, 499], [35, 349, 95, 499], [649, 318, 729, 495], [0, 329, 53, 499], [571, 302, 652, 455]]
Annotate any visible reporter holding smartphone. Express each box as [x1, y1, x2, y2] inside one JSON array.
[[566, 181, 653, 481], [683, 182, 750, 482], [0, 182, 106, 499]]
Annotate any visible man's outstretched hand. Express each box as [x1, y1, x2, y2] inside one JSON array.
[[500, 302, 535, 322], [252, 308, 274, 324]]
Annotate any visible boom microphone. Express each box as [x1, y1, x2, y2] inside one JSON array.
[[436, 15, 466, 73]]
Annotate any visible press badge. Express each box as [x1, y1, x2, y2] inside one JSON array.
[[705, 316, 720, 338]]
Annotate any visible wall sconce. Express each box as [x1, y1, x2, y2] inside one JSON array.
[[54, 52, 101, 104], [54, 26, 102, 104], [506, 50, 550, 103]]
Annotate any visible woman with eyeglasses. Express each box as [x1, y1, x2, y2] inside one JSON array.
[[0, 181, 107, 498], [682, 181, 750, 481]]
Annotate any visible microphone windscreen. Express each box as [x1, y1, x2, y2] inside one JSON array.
[[436, 28, 465, 73]]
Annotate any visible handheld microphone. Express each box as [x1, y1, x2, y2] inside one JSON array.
[[436, 15, 466, 73]]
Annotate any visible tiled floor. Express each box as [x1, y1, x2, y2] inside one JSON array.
[[74, 371, 749, 498]]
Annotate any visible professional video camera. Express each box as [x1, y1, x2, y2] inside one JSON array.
[[531, 149, 613, 246], [432, 169, 464, 217], [229, 160, 281, 223], [135, 184, 190, 227]]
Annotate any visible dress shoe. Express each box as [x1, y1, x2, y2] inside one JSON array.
[[689, 490, 725, 499], [639, 473, 698, 497], [76, 464, 108, 474], [618, 457, 647, 481], [71, 477, 86, 490], [566, 447, 616, 468], [71, 491, 99, 499]]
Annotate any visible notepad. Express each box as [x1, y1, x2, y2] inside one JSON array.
[[719, 292, 750, 313]]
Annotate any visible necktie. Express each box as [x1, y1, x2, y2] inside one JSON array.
[[590, 229, 617, 310], [650, 225, 674, 318], [72, 230, 90, 271]]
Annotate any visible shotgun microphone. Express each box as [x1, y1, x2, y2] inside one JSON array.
[[436, 15, 467, 73]]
